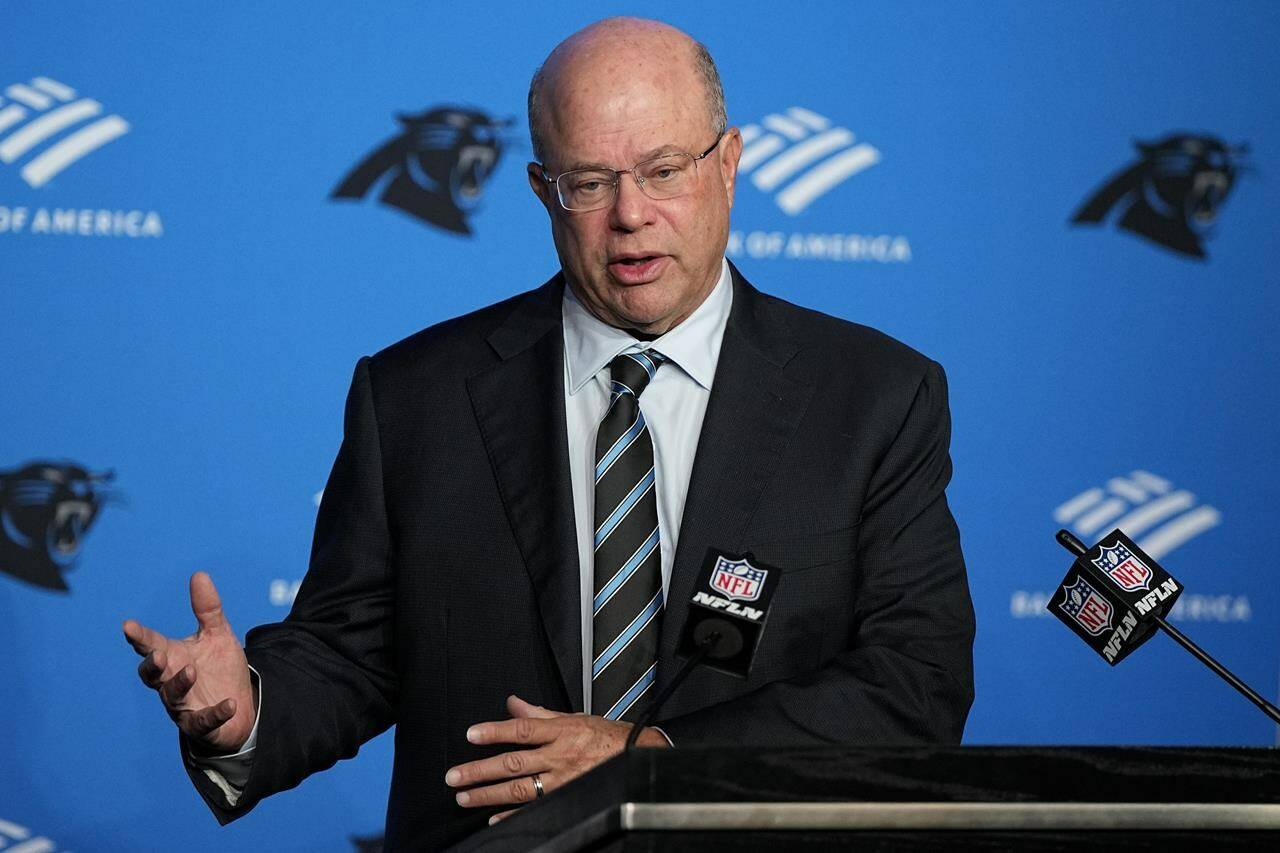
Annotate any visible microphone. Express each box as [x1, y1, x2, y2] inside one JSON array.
[[1051, 527, 1280, 724], [1049, 527, 1180, 665], [624, 548, 780, 749]]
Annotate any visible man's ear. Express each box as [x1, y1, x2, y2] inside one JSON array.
[[528, 162, 555, 212], [719, 127, 743, 208]]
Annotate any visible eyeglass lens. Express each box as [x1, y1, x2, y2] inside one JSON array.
[[557, 153, 697, 211]]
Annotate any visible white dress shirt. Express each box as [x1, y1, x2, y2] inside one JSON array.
[[562, 259, 732, 712], [192, 259, 733, 798]]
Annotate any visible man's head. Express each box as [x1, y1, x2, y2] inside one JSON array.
[[527, 17, 742, 336]]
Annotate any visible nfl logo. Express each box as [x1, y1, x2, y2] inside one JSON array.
[[1058, 576, 1114, 636], [710, 556, 767, 602], [1092, 541, 1153, 593]]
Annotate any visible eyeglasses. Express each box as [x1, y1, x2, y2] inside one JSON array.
[[540, 133, 724, 212]]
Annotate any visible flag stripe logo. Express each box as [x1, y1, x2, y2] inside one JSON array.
[[0, 77, 130, 188], [1054, 470, 1221, 559], [0, 815, 63, 852], [739, 107, 881, 215]]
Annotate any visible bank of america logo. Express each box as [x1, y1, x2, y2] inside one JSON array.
[[0, 77, 130, 188], [1054, 470, 1220, 560], [738, 107, 880, 215], [0, 816, 66, 852]]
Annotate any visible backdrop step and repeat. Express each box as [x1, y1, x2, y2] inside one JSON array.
[[4, 2, 1278, 850]]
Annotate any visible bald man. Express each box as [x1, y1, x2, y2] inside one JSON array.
[[124, 17, 974, 850]]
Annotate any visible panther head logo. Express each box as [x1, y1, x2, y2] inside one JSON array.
[[0, 461, 117, 591], [331, 106, 515, 235], [1071, 133, 1248, 258]]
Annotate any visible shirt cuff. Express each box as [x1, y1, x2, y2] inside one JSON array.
[[650, 725, 674, 747], [185, 666, 261, 806]]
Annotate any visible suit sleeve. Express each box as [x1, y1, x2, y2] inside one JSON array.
[[184, 357, 399, 822], [657, 361, 975, 746]]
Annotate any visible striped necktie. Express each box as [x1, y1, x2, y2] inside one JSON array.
[[592, 349, 666, 722]]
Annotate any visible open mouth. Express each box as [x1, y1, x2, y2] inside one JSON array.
[[50, 500, 92, 565], [455, 145, 496, 202], [1190, 172, 1228, 225], [1192, 189, 1219, 223], [607, 254, 668, 283]]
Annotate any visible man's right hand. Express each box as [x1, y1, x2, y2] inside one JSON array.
[[123, 571, 256, 753]]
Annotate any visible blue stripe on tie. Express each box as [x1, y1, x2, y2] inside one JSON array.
[[611, 379, 636, 399], [594, 526, 661, 614], [595, 411, 646, 482], [602, 388, 626, 419], [593, 590, 663, 678], [603, 663, 657, 720], [594, 467, 655, 548], [623, 351, 657, 381]]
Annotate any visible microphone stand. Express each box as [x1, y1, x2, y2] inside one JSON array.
[[624, 632, 721, 750], [1056, 529, 1280, 725]]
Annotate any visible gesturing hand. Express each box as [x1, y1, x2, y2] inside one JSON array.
[[446, 695, 669, 824], [122, 571, 256, 753]]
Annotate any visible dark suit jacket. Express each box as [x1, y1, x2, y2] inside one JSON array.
[[185, 264, 975, 850]]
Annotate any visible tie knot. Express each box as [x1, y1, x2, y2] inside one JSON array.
[[608, 350, 665, 399]]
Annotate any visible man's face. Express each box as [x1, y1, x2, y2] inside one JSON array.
[[528, 49, 742, 335]]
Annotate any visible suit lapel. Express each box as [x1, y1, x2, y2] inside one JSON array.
[[466, 278, 585, 712], [657, 266, 815, 692]]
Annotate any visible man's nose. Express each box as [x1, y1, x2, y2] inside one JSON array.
[[609, 171, 655, 231]]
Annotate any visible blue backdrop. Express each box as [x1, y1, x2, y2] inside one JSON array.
[[3, 2, 1278, 849]]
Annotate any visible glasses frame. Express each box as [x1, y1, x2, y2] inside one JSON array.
[[539, 132, 725, 212]]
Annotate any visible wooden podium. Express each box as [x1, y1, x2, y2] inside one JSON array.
[[447, 746, 1280, 851]]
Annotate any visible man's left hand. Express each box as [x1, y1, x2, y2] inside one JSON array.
[[446, 695, 669, 823]]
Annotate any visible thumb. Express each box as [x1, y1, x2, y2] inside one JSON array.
[[507, 694, 563, 719], [190, 571, 231, 634]]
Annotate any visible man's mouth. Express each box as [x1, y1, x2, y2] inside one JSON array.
[[607, 254, 669, 284]]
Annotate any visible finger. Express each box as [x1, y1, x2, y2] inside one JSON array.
[[122, 619, 166, 657], [138, 649, 168, 688], [489, 808, 520, 826], [507, 694, 563, 720], [446, 747, 550, 788], [467, 716, 557, 747], [190, 571, 230, 634], [456, 773, 551, 809], [177, 697, 237, 739], [160, 665, 196, 706]]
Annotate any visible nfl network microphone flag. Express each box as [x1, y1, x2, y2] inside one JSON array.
[[1050, 529, 1183, 665], [677, 549, 780, 678]]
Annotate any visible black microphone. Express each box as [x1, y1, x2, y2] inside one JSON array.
[[624, 548, 780, 749], [1051, 527, 1280, 724]]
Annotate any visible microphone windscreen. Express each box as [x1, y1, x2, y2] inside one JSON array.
[[677, 549, 779, 678], [1048, 528, 1183, 665]]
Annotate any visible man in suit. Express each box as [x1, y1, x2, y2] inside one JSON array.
[[122, 16, 974, 851]]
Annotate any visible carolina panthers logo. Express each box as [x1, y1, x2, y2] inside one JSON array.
[[331, 106, 514, 235], [0, 461, 117, 591], [1072, 133, 1248, 259]]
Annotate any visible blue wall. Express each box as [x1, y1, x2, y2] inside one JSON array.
[[3, 2, 1278, 849]]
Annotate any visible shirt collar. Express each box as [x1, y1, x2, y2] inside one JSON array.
[[562, 258, 733, 394]]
